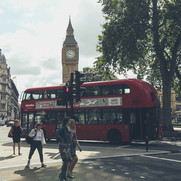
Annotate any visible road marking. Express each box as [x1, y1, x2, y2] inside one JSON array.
[[141, 155, 181, 163]]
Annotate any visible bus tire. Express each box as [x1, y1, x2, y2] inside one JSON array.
[[107, 129, 122, 145]]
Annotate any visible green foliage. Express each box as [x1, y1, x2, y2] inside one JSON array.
[[82, 67, 118, 82], [96, 0, 181, 83], [96, 0, 181, 131]]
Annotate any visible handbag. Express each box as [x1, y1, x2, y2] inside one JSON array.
[[26, 130, 36, 144], [8, 131, 12, 138], [26, 136, 33, 144]]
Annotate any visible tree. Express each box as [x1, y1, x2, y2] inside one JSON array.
[[96, 0, 181, 132], [82, 67, 118, 82]]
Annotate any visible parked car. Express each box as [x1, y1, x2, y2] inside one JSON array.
[[7, 120, 14, 127]]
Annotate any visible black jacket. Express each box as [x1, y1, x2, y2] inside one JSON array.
[[55, 126, 71, 145]]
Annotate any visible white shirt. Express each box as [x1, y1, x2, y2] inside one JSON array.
[[34, 130, 42, 141]]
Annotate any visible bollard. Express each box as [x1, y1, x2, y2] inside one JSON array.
[[145, 136, 149, 152]]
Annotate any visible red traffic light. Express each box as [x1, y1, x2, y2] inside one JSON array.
[[66, 87, 69, 93]]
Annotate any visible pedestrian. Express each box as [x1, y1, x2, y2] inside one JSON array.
[[55, 117, 72, 181], [9, 119, 23, 155], [67, 119, 82, 179], [26, 123, 46, 168]]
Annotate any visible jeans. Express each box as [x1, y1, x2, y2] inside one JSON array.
[[28, 141, 43, 162], [59, 161, 68, 179]]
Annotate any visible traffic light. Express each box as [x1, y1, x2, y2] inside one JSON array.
[[57, 83, 70, 106], [75, 71, 85, 102]]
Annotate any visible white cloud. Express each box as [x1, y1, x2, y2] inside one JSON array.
[[0, 0, 105, 94], [0, 8, 4, 14]]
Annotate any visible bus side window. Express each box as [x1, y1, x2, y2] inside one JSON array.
[[57, 90, 63, 98], [39, 92, 43, 99], [44, 91, 48, 99], [74, 110, 85, 124], [123, 85, 131, 94], [50, 90, 56, 99], [124, 88, 130, 94], [87, 110, 100, 124], [32, 91, 42, 100], [101, 110, 109, 124], [47, 91, 51, 99], [80, 88, 86, 97], [86, 86, 100, 97], [113, 84, 123, 95]]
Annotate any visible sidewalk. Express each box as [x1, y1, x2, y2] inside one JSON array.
[[0, 162, 134, 181], [0, 141, 172, 181]]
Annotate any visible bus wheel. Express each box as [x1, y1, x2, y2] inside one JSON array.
[[107, 130, 122, 145]]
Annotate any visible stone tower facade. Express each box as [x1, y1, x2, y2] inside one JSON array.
[[62, 18, 79, 83]]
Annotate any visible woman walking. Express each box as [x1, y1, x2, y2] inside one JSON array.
[[9, 120, 23, 155], [55, 117, 72, 181], [26, 123, 46, 168], [67, 119, 82, 179]]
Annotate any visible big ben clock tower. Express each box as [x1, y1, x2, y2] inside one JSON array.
[[62, 18, 79, 83]]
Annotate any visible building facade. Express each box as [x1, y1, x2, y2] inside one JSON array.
[[0, 49, 19, 120], [62, 18, 79, 83]]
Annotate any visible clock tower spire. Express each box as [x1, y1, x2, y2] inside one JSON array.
[[62, 17, 79, 83]]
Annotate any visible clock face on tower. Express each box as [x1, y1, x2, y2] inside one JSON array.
[[66, 50, 75, 59]]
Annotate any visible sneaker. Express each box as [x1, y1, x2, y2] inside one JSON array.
[[18, 153, 22, 156], [25, 164, 30, 169], [41, 164, 47, 168], [67, 171, 74, 179]]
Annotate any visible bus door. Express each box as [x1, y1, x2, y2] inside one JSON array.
[[141, 108, 157, 140], [125, 109, 143, 140], [22, 112, 35, 134]]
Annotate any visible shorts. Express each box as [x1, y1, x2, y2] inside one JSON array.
[[13, 137, 20, 143], [71, 147, 77, 157]]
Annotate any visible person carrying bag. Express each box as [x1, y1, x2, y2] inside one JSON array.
[[8, 120, 23, 155], [55, 117, 72, 181], [25, 123, 46, 168]]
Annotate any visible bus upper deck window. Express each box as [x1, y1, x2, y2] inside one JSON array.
[[50, 90, 56, 99], [25, 92, 31, 100], [22, 93, 26, 100], [32, 91, 43, 99], [124, 88, 130, 94], [57, 90, 63, 98], [86, 86, 100, 96], [44, 91, 48, 99]]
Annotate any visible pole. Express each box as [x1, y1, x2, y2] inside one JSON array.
[[145, 136, 149, 152], [70, 73, 74, 118]]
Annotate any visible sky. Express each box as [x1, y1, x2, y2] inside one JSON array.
[[0, 0, 136, 95]]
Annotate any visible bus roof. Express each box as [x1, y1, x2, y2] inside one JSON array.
[[24, 79, 156, 93]]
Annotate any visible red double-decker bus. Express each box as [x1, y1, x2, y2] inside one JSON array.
[[20, 79, 161, 144]]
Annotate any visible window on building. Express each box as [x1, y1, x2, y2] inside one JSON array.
[[2, 84, 6, 91], [1, 103, 6, 110], [1, 94, 6, 100]]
